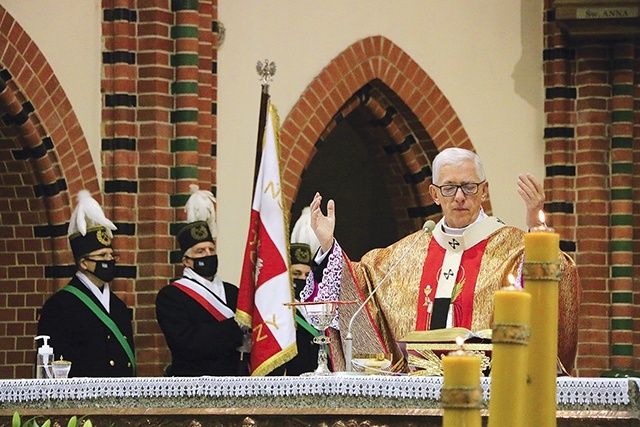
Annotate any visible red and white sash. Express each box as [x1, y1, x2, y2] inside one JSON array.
[[172, 278, 235, 321]]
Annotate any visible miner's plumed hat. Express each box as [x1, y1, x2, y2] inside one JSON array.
[[68, 190, 117, 260], [290, 207, 321, 256], [178, 184, 218, 254], [289, 206, 320, 266], [289, 242, 311, 266]]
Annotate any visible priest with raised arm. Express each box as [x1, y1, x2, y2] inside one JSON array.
[[301, 147, 581, 373]]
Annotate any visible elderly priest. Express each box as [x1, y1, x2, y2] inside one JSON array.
[[302, 147, 580, 373]]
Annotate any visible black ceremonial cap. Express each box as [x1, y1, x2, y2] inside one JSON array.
[[178, 220, 214, 255]]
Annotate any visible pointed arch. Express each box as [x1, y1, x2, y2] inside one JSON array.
[[280, 35, 488, 232], [0, 7, 100, 217]]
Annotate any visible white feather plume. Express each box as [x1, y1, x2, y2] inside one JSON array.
[[67, 190, 117, 238], [184, 184, 218, 238], [291, 206, 320, 255]]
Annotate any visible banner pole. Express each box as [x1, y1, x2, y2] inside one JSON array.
[[253, 60, 276, 193]]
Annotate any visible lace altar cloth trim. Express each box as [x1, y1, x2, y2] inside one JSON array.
[[0, 376, 636, 406]]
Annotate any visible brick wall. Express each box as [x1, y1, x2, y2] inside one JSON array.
[[543, 1, 639, 376]]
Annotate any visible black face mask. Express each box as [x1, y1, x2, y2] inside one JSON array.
[[191, 254, 218, 278], [293, 278, 307, 299], [86, 259, 117, 283]]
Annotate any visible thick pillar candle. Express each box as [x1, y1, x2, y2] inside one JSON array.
[[488, 278, 531, 427], [441, 338, 482, 427], [523, 217, 560, 427]]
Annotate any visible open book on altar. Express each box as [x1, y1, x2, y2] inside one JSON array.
[[399, 328, 493, 376], [401, 327, 492, 343]]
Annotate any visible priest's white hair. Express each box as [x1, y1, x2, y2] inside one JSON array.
[[432, 148, 485, 185]]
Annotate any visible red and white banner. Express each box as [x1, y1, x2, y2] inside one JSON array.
[[236, 103, 296, 376]]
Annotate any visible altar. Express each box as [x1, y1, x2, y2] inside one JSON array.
[[0, 376, 638, 427]]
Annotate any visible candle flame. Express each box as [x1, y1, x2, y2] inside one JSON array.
[[538, 210, 545, 224], [508, 274, 516, 285], [451, 336, 467, 356]]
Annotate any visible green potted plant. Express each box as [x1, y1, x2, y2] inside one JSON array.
[[10, 412, 92, 427]]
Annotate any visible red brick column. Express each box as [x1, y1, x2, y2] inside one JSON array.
[[544, 0, 640, 375], [574, 42, 611, 376], [608, 41, 635, 371], [197, 0, 215, 186], [634, 44, 640, 373], [99, 0, 220, 377], [101, 0, 139, 319], [135, 0, 175, 375]]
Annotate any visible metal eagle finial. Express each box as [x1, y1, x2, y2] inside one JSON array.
[[256, 59, 276, 87]]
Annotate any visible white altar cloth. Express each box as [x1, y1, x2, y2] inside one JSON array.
[[0, 376, 637, 408]]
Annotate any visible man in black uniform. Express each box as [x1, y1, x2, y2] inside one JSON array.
[[283, 242, 319, 375], [38, 190, 135, 377], [156, 186, 248, 376], [268, 207, 323, 376]]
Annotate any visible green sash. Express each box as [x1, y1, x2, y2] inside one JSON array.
[[61, 285, 136, 373], [295, 312, 320, 337]]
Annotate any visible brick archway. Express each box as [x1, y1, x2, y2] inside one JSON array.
[[0, 7, 98, 378], [0, 8, 100, 198], [280, 35, 489, 232]]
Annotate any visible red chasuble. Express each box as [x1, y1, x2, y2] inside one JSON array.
[[326, 217, 580, 373]]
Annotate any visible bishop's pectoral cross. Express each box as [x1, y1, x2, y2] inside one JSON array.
[[448, 238, 460, 250]]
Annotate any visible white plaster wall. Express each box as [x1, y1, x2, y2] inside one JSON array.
[[0, 1, 544, 283], [1, 0, 103, 181]]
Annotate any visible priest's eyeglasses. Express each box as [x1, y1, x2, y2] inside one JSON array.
[[432, 181, 486, 197]]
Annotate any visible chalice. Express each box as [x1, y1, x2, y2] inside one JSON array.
[[285, 300, 355, 376]]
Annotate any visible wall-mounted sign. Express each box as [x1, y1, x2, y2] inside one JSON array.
[[553, 0, 640, 38], [576, 6, 639, 18]]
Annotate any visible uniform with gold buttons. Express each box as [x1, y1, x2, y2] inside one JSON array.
[[37, 191, 135, 378], [38, 276, 135, 377]]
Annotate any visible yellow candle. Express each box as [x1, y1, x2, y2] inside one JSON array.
[[523, 213, 560, 427], [441, 338, 482, 427], [488, 276, 531, 427]]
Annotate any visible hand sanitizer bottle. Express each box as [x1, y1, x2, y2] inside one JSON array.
[[34, 335, 54, 379]]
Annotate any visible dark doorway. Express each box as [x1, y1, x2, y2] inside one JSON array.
[[290, 118, 399, 261]]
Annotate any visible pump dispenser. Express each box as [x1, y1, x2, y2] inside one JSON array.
[[34, 335, 54, 379]]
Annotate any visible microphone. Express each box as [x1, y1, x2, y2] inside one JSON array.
[[344, 219, 436, 371]]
